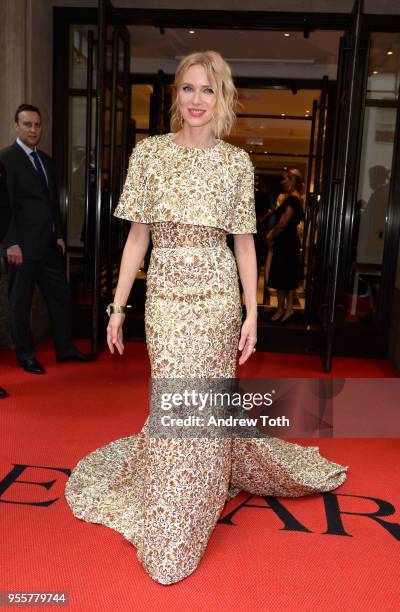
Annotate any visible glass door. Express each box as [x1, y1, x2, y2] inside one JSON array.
[[303, 77, 329, 319], [91, 0, 131, 356], [321, 3, 400, 369], [60, 3, 130, 356], [341, 32, 400, 355], [321, 0, 369, 372], [233, 85, 330, 325]]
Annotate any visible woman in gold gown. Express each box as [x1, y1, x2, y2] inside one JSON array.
[[64, 51, 348, 585]]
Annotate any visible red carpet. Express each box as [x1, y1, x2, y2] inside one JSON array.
[[1, 341, 399, 611]]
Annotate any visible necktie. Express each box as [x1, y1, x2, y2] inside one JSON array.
[[30, 150, 48, 193]]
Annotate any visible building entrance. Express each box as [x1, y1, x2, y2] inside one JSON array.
[[53, 1, 400, 371]]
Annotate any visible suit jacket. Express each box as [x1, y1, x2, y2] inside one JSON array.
[[0, 160, 11, 242], [0, 142, 62, 259]]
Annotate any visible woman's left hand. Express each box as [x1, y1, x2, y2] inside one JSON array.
[[238, 315, 257, 365]]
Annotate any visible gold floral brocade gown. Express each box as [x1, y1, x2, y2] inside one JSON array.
[[64, 134, 348, 585]]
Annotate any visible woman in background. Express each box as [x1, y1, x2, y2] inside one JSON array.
[[267, 168, 304, 323]]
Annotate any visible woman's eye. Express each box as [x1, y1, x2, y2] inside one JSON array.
[[181, 85, 213, 94]]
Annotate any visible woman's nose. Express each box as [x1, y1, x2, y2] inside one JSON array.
[[192, 89, 201, 104]]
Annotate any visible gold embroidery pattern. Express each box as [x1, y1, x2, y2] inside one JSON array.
[[113, 134, 257, 234], [65, 140, 348, 586]]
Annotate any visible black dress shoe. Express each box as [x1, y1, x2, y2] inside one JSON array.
[[0, 387, 8, 398], [18, 358, 45, 374], [56, 350, 94, 363]]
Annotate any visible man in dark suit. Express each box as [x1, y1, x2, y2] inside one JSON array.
[[0, 160, 11, 396], [0, 104, 92, 374]]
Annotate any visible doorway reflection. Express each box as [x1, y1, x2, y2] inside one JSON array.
[[347, 32, 400, 325], [227, 87, 326, 321]]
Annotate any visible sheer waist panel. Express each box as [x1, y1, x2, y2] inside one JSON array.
[[150, 222, 227, 248]]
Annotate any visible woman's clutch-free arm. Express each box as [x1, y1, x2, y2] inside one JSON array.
[[233, 233, 258, 365], [107, 222, 150, 354]]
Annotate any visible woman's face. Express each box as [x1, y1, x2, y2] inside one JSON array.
[[177, 64, 217, 129]]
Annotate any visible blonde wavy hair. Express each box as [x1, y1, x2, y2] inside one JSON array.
[[170, 50, 238, 139]]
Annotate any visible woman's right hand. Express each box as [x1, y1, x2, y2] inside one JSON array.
[[107, 313, 126, 355]]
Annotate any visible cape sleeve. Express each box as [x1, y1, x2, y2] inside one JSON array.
[[229, 151, 257, 234], [113, 139, 149, 223]]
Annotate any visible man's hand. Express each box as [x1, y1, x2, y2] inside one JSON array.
[[6, 245, 23, 266], [57, 238, 66, 255]]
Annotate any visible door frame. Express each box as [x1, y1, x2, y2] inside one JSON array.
[[321, 0, 370, 372], [322, 7, 400, 366], [350, 16, 400, 358], [53, 5, 351, 228], [53, 5, 400, 361], [130, 72, 335, 334]]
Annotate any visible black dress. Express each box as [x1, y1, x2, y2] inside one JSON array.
[[268, 195, 303, 290]]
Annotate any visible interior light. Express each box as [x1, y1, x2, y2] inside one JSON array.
[[189, 30, 195, 34], [387, 50, 393, 55], [284, 33, 290, 38], [281, 113, 286, 117], [372, 70, 379, 75]]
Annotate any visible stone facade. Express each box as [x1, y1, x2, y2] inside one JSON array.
[[0, 0, 52, 152]]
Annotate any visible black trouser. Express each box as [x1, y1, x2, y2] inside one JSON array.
[[8, 243, 74, 361]]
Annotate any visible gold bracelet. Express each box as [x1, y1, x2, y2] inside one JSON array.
[[106, 303, 132, 317]]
